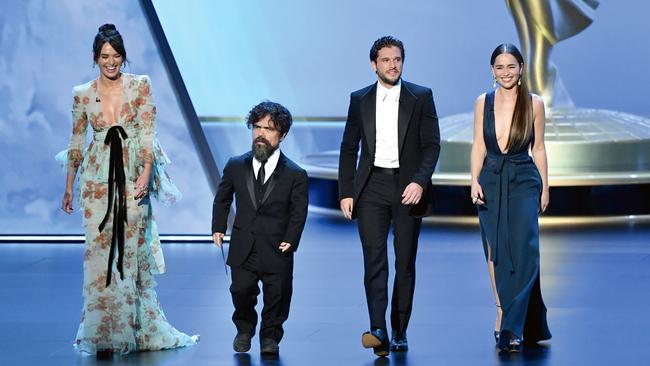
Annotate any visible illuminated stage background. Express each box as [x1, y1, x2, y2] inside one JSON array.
[[0, 0, 648, 235]]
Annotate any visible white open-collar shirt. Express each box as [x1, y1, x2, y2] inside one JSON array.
[[374, 80, 401, 168]]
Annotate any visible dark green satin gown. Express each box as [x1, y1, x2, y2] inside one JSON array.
[[477, 91, 551, 342]]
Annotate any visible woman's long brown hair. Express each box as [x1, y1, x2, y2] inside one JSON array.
[[490, 43, 534, 152]]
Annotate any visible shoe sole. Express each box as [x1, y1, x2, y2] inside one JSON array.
[[361, 333, 382, 348], [233, 339, 251, 353], [497, 344, 522, 353], [374, 348, 389, 357], [260, 349, 279, 355], [390, 345, 408, 352]]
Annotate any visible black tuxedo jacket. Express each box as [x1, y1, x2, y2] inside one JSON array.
[[338, 80, 441, 218], [212, 151, 309, 272]]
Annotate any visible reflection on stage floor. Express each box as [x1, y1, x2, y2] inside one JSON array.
[[1, 216, 648, 365]]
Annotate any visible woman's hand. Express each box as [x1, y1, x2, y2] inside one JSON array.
[[134, 172, 150, 200], [62, 190, 74, 213], [540, 189, 549, 213], [470, 180, 485, 206]]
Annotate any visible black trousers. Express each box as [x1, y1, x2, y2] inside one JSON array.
[[230, 243, 293, 342], [356, 171, 422, 333]]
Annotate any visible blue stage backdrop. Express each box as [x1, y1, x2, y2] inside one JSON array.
[[1, 0, 649, 235], [152, 0, 650, 177], [152, 0, 650, 118]]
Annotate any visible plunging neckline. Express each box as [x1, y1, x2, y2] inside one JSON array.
[[492, 88, 515, 155], [95, 74, 125, 128]]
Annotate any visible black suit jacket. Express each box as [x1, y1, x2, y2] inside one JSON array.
[[212, 151, 309, 272], [338, 80, 441, 218]]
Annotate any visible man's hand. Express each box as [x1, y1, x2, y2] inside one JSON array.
[[401, 182, 423, 205], [279, 242, 292, 253], [212, 232, 225, 247], [340, 198, 353, 220]]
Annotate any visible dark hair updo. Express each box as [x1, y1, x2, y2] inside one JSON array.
[[93, 24, 128, 66]]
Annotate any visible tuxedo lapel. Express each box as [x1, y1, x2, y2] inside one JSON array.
[[398, 82, 416, 155], [244, 155, 257, 210], [361, 84, 377, 159], [260, 153, 286, 206]]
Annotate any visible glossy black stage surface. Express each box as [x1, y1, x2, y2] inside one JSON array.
[[1, 215, 649, 366]]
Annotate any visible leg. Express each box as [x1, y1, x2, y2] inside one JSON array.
[[390, 203, 421, 334], [259, 271, 293, 343], [486, 244, 503, 340], [357, 174, 394, 330], [502, 188, 550, 343], [230, 256, 261, 337]]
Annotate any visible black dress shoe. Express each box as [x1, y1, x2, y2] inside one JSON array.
[[361, 328, 389, 357], [96, 348, 113, 360], [260, 338, 279, 355], [497, 330, 522, 352], [390, 331, 408, 352], [233, 333, 252, 353]]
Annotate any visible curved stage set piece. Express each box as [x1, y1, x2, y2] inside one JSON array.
[[302, 108, 650, 223]]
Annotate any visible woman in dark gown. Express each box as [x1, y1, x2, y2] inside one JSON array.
[[470, 43, 552, 352]]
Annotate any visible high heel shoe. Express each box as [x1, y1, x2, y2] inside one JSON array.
[[494, 304, 502, 345], [497, 330, 522, 353]]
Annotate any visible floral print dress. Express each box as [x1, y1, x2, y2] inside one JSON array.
[[57, 73, 198, 354]]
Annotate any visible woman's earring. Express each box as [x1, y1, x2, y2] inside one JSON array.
[[492, 76, 497, 88], [518, 76, 521, 86]]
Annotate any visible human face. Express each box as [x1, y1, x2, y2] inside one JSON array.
[[251, 115, 283, 161], [371, 46, 403, 87], [492, 53, 522, 90], [97, 42, 123, 80]]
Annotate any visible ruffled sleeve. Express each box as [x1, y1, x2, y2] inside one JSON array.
[[136, 75, 182, 206], [137, 75, 155, 165], [149, 138, 182, 206], [58, 87, 88, 175]]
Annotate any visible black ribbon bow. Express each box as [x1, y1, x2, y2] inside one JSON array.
[[98, 125, 129, 287]]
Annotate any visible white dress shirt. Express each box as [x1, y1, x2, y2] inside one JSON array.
[[253, 148, 280, 184], [374, 80, 401, 168]]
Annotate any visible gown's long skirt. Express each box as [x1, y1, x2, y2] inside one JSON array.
[[477, 154, 552, 342]]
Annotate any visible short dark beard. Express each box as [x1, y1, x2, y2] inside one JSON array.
[[252, 137, 277, 162], [377, 71, 401, 86]]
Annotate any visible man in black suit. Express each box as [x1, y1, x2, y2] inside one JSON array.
[[212, 101, 309, 355], [338, 36, 441, 357]]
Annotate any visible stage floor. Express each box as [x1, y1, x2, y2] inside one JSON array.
[[1, 216, 649, 366]]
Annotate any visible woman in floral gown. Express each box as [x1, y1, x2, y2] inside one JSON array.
[[59, 24, 197, 358]]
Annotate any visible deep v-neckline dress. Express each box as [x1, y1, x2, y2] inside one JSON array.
[[477, 90, 551, 342]]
